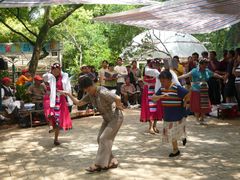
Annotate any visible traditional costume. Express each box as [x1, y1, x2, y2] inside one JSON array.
[[156, 84, 188, 143], [43, 72, 72, 130], [190, 67, 213, 114]]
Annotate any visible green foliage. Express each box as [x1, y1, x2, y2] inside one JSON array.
[[194, 23, 240, 59], [55, 5, 142, 76], [0, 71, 9, 80], [15, 85, 30, 102]]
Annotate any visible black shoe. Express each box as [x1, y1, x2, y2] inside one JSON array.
[[169, 150, 180, 157], [182, 138, 187, 146]]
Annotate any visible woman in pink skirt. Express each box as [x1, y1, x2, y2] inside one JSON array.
[[140, 60, 163, 134], [43, 63, 73, 145]]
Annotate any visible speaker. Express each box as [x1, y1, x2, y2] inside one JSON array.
[[0, 58, 8, 70]]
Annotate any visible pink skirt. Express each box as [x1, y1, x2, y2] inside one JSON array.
[[190, 91, 211, 114], [43, 94, 72, 130], [140, 85, 163, 122]]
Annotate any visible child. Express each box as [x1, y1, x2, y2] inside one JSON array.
[[152, 70, 190, 157]]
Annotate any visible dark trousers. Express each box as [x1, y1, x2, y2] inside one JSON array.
[[116, 83, 124, 96], [207, 77, 221, 105]]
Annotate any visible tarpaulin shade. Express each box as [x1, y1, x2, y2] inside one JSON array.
[[0, 0, 157, 8], [95, 0, 240, 34]]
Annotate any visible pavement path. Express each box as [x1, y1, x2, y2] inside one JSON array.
[[0, 109, 239, 180]]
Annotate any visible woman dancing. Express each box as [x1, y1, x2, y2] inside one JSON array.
[[43, 63, 73, 145]]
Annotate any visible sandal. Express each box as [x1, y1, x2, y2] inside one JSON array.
[[182, 138, 187, 146], [108, 163, 119, 169], [153, 127, 160, 133], [85, 165, 103, 173], [149, 129, 155, 135], [169, 150, 180, 157], [54, 140, 60, 146]]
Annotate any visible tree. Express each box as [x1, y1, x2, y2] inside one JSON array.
[[194, 22, 240, 59], [55, 5, 142, 75], [0, 5, 82, 75]]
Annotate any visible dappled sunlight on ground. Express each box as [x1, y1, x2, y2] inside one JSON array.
[[0, 109, 239, 179]]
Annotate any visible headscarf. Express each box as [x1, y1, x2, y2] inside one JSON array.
[[1, 77, 11, 85]]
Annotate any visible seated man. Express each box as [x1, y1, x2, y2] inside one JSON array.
[[121, 77, 139, 107], [27, 75, 45, 107], [16, 69, 32, 87], [27, 75, 46, 123], [1, 77, 21, 121]]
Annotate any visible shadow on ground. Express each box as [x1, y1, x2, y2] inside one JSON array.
[[0, 109, 239, 179]]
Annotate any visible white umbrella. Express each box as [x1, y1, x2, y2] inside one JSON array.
[[121, 29, 207, 60]]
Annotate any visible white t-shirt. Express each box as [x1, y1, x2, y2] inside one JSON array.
[[144, 66, 181, 92], [235, 64, 240, 84], [99, 67, 107, 85], [114, 65, 128, 83]]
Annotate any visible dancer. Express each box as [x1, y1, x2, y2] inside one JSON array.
[[152, 70, 190, 157], [43, 63, 73, 145], [140, 60, 163, 134], [59, 76, 124, 173], [178, 59, 223, 124]]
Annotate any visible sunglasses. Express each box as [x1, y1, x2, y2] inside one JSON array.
[[51, 64, 61, 69]]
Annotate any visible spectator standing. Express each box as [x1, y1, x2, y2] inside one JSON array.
[[208, 51, 221, 105], [201, 51, 209, 59], [104, 63, 117, 91], [224, 50, 236, 103], [99, 60, 108, 86], [233, 48, 240, 109], [89, 65, 98, 83], [172, 56, 184, 86], [217, 50, 229, 103], [114, 57, 128, 95], [131, 60, 141, 85], [126, 65, 136, 86], [75, 64, 89, 110], [188, 52, 199, 72]]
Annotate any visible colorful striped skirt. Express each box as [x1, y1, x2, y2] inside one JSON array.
[[190, 90, 211, 114], [140, 84, 163, 122]]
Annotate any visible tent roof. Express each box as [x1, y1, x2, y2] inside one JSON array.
[[0, 0, 157, 8], [95, 0, 240, 34]]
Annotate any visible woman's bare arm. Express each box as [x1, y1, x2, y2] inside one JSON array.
[[58, 90, 87, 107], [178, 72, 192, 79]]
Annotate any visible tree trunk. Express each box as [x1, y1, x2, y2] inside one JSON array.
[[29, 24, 50, 75]]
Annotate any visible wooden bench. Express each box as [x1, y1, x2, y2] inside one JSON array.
[[19, 109, 47, 127]]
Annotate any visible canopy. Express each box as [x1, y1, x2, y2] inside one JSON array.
[[121, 30, 207, 60], [0, 0, 157, 8], [95, 0, 240, 34]]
